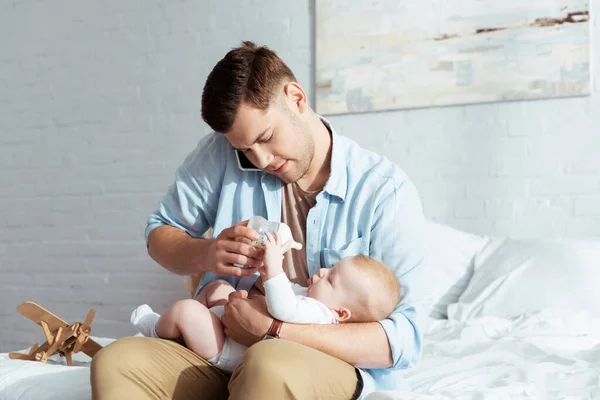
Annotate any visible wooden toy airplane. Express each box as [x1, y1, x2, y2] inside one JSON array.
[[8, 301, 103, 366]]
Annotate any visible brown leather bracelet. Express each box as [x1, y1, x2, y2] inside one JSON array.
[[263, 318, 283, 340]]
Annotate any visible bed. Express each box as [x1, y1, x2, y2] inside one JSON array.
[[2, 221, 599, 400]]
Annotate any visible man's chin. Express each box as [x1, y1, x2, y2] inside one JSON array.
[[274, 169, 303, 184]]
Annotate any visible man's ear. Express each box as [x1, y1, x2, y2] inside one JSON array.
[[332, 307, 352, 322], [283, 82, 308, 113]]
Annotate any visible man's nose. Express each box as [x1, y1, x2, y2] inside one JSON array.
[[253, 148, 272, 170]]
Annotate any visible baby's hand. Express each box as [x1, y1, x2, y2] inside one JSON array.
[[260, 231, 303, 281], [261, 231, 285, 272]]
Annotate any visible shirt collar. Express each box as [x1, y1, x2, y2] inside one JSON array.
[[319, 116, 348, 202]]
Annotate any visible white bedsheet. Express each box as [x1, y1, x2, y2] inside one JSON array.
[[368, 309, 600, 400], [0, 338, 115, 400], [2, 310, 599, 400]]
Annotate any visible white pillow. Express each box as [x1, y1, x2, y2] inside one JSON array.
[[447, 236, 600, 321], [418, 220, 489, 319]]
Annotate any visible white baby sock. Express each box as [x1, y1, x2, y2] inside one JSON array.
[[130, 304, 160, 338]]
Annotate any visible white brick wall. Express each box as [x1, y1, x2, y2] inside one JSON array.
[[0, 0, 598, 352]]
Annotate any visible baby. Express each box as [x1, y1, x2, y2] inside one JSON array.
[[131, 229, 402, 373]]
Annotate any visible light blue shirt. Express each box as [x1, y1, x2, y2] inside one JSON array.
[[145, 117, 427, 398]]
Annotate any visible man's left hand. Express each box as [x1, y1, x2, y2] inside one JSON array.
[[222, 290, 273, 347]]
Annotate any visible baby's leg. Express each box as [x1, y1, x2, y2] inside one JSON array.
[[195, 280, 236, 308], [155, 299, 225, 360]]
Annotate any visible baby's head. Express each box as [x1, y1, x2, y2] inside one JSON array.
[[307, 254, 402, 323]]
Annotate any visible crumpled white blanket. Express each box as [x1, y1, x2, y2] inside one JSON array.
[[368, 309, 600, 400], [2, 310, 599, 400]]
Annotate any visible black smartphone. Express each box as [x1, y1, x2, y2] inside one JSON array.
[[235, 150, 261, 171]]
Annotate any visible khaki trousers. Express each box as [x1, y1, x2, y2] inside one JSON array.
[[91, 336, 362, 400]]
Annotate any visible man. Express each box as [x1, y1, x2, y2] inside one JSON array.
[[91, 41, 427, 400]]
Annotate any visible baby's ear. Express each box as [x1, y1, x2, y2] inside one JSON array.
[[332, 308, 352, 322]]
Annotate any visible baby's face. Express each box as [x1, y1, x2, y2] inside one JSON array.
[[306, 258, 364, 310]]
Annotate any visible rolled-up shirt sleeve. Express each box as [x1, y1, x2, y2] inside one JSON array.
[[369, 177, 427, 370], [144, 134, 225, 245]]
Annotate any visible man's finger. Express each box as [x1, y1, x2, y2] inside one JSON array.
[[221, 241, 264, 260], [229, 290, 248, 301], [221, 314, 228, 328], [221, 252, 262, 269], [218, 265, 258, 277], [232, 225, 261, 242]]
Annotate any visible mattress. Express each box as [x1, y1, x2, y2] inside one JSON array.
[[2, 310, 599, 400]]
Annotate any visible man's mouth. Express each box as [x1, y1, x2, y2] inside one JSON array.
[[271, 161, 288, 173]]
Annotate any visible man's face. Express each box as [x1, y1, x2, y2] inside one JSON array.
[[224, 95, 314, 184]]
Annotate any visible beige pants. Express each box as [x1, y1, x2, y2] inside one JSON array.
[[91, 336, 362, 400]]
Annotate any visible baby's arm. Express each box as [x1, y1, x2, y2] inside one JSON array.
[[264, 274, 335, 324], [260, 231, 334, 324], [259, 230, 301, 281]]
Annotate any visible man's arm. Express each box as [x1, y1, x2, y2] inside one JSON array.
[[367, 178, 426, 370], [223, 292, 392, 368], [279, 178, 426, 370], [147, 225, 213, 275], [279, 320, 392, 369], [144, 135, 263, 278], [223, 176, 426, 369]]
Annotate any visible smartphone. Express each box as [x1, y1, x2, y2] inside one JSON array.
[[235, 150, 261, 171]]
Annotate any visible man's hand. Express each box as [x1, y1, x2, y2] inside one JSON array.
[[206, 220, 265, 277], [221, 291, 273, 347]]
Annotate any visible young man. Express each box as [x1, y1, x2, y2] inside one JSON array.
[[91, 41, 427, 400]]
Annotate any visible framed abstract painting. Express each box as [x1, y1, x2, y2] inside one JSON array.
[[315, 0, 591, 115]]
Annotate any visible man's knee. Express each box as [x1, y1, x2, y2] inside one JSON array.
[[91, 336, 148, 377], [231, 340, 291, 384]]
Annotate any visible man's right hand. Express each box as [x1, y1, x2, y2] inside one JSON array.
[[206, 220, 264, 277]]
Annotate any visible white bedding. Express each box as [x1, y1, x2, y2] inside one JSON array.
[[368, 309, 600, 400], [0, 338, 115, 400], [2, 310, 599, 400]]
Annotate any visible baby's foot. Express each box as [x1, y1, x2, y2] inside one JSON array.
[[130, 304, 160, 338]]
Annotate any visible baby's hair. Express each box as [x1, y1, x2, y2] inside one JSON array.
[[349, 254, 402, 321]]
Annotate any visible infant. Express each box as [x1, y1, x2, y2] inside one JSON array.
[[131, 226, 402, 373]]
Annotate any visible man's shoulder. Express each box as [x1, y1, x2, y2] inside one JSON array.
[[337, 134, 409, 189], [192, 131, 232, 156], [180, 132, 234, 171]]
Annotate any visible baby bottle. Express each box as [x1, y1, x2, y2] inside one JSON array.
[[246, 216, 296, 248]]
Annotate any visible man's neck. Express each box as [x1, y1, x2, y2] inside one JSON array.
[[297, 113, 332, 193]]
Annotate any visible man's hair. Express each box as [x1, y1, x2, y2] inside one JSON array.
[[349, 254, 402, 322], [201, 41, 297, 133]]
